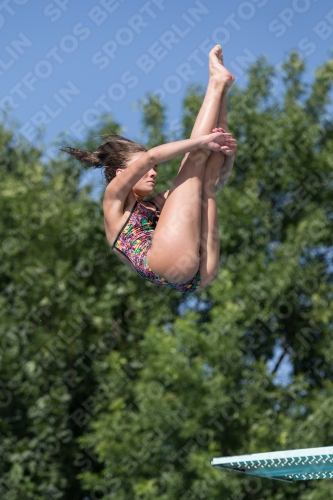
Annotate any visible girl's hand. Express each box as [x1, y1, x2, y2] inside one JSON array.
[[204, 128, 237, 156], [212, 127, 237, 156]]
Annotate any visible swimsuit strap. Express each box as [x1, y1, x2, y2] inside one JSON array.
[[144, 200, 160, 213]]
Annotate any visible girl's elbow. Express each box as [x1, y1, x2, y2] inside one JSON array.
[[146, 149, 158, 166]]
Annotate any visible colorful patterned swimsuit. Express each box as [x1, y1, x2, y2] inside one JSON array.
[[112, 201, 201, 293]]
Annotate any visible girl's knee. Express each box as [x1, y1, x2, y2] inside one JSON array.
[[200, 273, 216, 289], [200, 265, 219, 288], [188, 149, 210, 167]]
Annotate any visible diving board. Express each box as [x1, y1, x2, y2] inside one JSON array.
[[211, 446, 333, 482]]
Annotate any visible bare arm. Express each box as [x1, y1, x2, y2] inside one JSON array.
[[149, 135, 223, 164], [105, 132, 235, 203]]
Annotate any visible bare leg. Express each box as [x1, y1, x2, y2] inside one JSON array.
[[177, 46, 233, 172], [204, 53, 236, 192], [199, 120, 229, 286], [214, 90, 236, 192], [217, 89, 228, 131], [191, 46, 233, 136], [147, 46, 233, 283], [179, 46, 235, 287], [199, 160, 220, 287], [148, 150, 208, 283], [190, 50, 235, 193]]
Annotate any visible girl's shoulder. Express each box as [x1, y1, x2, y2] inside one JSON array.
[[103, 191, 135, 247]]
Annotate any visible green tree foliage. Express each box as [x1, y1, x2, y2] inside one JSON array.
[[0, 118, 177, 499], [1, 51, 333, 499]]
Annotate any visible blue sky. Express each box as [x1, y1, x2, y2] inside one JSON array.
[[1, 0, 332, 162]]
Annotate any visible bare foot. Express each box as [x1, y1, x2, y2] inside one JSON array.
[[209, 45, 234, 89]]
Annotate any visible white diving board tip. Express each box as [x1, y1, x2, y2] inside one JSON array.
[[211, 446, 333, 482]]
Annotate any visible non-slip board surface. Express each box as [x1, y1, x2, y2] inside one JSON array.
[[211, 446, 333, 482]]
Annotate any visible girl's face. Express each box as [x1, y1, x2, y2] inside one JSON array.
[[134, 166, 157, 197], [119, 153, 157, 198]]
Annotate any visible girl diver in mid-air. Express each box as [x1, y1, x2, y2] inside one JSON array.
[[63, 45, 236, 293]]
